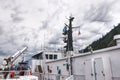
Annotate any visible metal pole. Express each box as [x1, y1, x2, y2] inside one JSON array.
[[67, 16, 74, 76]]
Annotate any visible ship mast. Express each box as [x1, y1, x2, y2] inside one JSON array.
[[62, 16, 74, 75]]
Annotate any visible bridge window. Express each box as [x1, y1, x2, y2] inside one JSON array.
[[49, 54, 53, 59], [45, 54, 58, 60], [45, 54, 48, 59], [54, 55, 57, 59]]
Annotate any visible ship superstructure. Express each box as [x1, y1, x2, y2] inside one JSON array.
[[30, 16, 120, 80]]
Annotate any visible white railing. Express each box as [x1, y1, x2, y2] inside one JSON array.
[[33, 72, 85, 80], [33, 72, 69, 80], [65, 75, 85, 80], [0, 70, 32, 79], [65, 75, 74, 80], [112, 77, 120, 80]]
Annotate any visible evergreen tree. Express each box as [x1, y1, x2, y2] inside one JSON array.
[[82, 23, 120, 53]]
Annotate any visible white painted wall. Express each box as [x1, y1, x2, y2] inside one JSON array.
[[34, 35, 120, 80], [31, 60, 43, 73], [46, 45, 120, 80]]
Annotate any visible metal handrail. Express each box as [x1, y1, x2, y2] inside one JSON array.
[[65, 75, 74, 80], [0, 70, 32, 79]]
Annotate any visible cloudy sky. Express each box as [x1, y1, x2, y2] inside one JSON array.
[[0, 0, 120, 59]]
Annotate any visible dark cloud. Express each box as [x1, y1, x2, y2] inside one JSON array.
[[41, 20, 49, 29], [0, 0, 15, 9], [32, 31, 39, 39], [38, 8, 44, 12], [44, 46, 57, 51], [10, 5, 26, 23], [0, 50, 9, 56], [48, 37, 60, 45], [0, 26, 4, 35], [7, 36, 17, 46], [48, 40, 59, 45], [84, 1, 113, 23], [48, 33, 61, 45], [11, 13, 24, 23]]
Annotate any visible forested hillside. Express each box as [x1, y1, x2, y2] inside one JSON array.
[[82, 23, 120, 53]]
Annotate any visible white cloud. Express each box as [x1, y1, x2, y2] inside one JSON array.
[[0, 0, 120, 59]]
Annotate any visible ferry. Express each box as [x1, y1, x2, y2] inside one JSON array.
[[30, 17, 120, 80], [31, 35, 120, 80]]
